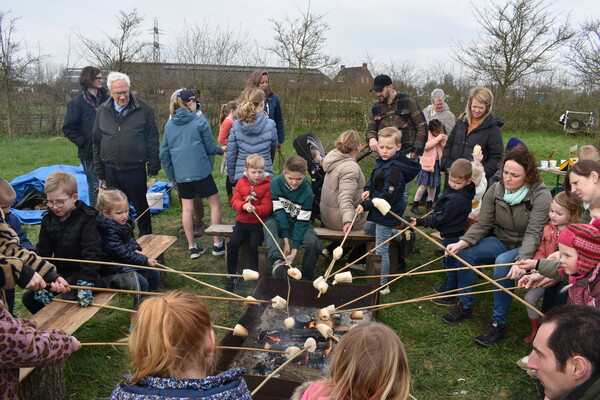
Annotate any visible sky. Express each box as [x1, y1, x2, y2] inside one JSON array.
[[5, 0, 599, 75]]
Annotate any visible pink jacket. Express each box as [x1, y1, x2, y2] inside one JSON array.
[[533, 222, 560, 260], [568, 265, 600, 307], [419, 132, 447, 172]]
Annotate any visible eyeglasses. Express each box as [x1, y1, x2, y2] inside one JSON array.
[[112, 90, 129, 96], [44, 198, 70, 208], [94, 76, 103, 81]]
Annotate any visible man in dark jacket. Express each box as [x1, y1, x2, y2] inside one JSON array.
[[62, 66, 109, 208], [528, 305, 600, 400], [92, 72, 160, 236]]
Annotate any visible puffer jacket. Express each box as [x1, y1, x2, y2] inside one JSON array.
[[110, 367, 252, 400], [96, 216, 147, 276], [442, 113, 504, 181], [265, 93, 285, 144], [92, 93, 161, 180], [461, 181, 551, 260], [227, 112, 278, 183], [362, 152, 421, 227], [231, 175, 272, 224], [161, 108, 224, 183], [36, 200, 102, 285], [320, 150, 367, 231], [416, 182, 475, 237], [419, 132, 447, 172], [62, 88, 109, 160]]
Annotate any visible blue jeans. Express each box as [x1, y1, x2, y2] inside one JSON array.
[[137, 269, 160, 292], [446, 237, 520, 322], [442, 236, 461, 290], [81, 159, 99, 207], [364, 221, 395, 285]]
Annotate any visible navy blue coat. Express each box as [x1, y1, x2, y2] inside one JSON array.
[[265, 93, 285, 144], [362, 152, 421, 227], [4, 212, 35, 252], [97, 215, 146, 276], [416, 182, 476, 237]]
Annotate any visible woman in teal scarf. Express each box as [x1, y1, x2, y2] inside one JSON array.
[[442, 145, 551, 346]]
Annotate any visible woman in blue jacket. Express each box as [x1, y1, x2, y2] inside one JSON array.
[[160, 90, 225, 259], [245, 70, 285, 147], [227, 88, 278, 184]]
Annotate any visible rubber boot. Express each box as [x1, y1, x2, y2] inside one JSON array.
[[426, 201, 434, 213], [523, 318, 540, 344], [410, 201, 422, 215]]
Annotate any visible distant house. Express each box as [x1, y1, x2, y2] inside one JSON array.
[[333, 63, 373, 92]]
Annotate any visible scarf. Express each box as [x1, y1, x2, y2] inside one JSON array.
[[504, 184, 529, 205], [82, 88, 102, 109]]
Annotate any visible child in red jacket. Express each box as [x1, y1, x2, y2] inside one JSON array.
[[226, 154, 272, 291]]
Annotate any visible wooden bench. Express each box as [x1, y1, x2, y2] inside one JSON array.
[[206, 224, 403, 274], [18, 234, 177, 398]]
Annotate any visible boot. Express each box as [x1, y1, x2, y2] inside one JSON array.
[[426, 201, 434, 213], [227, 193, 234, 206], [410, 201, 422, 215], [523, 318, 540, 344]]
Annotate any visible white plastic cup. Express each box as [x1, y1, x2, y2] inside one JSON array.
[[549, 160, 557, 168], [540, 160, 549, 168]]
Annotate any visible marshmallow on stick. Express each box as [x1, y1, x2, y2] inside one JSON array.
[[350, 310, 364, 320], [473, 144, 482, 156], [284, 317, 295, 329], [244, 296, 260, 306], [333, 271, 353, 285], [233, 324, 248, 337], [316, 323, 333, 340], [371, 198, 391, 215], [304, 337, 317, 352], [271, 295, 287, 310], [332, 246, 344, 260], [242, 269, 259, 281], [287, 267, 302, 280], [285, 346, 302, 358], [313, 276, 329, 295]]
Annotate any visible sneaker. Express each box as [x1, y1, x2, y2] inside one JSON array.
[[475, 320, 506, 347], [190, 245, 205, 259], [433, 278, 447, 293], [431, 296, 456, 307], [441, 303, 472, 325], [212, 241, 225, 256], [321, 248, 332, 261], [379, 285, 391, 295], [272, 259, 289, 279]]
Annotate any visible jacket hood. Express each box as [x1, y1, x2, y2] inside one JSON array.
[[444, 181, 476, 201], [171, 107, 198, 126], [460, 112, 505, 129], [237, 112, 270, 136], [322, 150, 355, 173]]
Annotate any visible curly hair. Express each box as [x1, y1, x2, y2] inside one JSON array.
[[500, 145, 540, 185]]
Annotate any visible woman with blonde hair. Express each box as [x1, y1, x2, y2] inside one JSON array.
[[227, 88, 278, 185], [442, 87, 504, 185], [110, 291, 252, 399], [292, 321, 411, 400]]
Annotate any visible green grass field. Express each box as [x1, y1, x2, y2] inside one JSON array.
[[0, 130, 594, 399]]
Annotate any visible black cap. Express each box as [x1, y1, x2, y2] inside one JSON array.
[[371, 74, 393, 92], [178, 89, 200, 103]]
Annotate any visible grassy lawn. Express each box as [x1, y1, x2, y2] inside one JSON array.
[[0, 129, 593, 399]]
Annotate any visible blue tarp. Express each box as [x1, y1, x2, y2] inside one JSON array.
[[9, 165, 172, 225]]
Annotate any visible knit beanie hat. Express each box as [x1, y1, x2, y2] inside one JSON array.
[[558, 219, 600, 276]]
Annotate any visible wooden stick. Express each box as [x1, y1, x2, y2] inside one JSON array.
[[213, 324, 234, 332], [81, 342, 127, 346], [325, 224, 413, 279], [67, 285, 271, 304], [388, 210, 543, 317], [252, 210, 289, 268], [252, 348, 309, 396], [329, 333, 340, 343], [42, 257, 244, 279], [133, 186, 173, 223], [80, 343, 286, 354], [53, 298, 135, 314], [339, 213, 358, 249], [356, 261, 512, 279]]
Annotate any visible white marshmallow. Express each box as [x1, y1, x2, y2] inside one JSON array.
[[241, 269, 259, 281]]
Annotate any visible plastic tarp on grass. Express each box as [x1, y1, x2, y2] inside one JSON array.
[[9, 165, 172, 225]]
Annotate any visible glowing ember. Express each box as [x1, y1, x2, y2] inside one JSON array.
[[308, 321, 316, 328], [265, 335, 281, 342], [324, 339, 333, 357]]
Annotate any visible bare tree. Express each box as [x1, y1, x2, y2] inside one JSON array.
[[452, 0, 573, 99], [565, 19, 600, 87], [0, 10, 43, 141], [78, 9, 149, 74]]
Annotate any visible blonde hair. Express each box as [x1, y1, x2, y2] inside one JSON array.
[[169, 92, 193, 115], [245, 153, 265, 169], [334, 130, 361, 154], [0, 178, 16, 206], [465, 87, 493, 125], [44, 171, 78, 197], [378, 127, 402, 144], [578, 145, 600, 161], [315, 322, 411, 400], [96, 189, 128, 213], [128, 291, 214, 383], [552, 191, 581, 224], [220, 101, 239, 123], [238, 88, 265, 124]]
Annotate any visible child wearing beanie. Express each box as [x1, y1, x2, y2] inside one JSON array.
[[520, 218, 600, 307]]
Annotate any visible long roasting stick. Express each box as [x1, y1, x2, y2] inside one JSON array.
[[133, 186, 173, 223], [52, 298, 135, 313], [80, 342, 286, 354], [252, 210, 289, 268], [355, 262, 515, 279], [252, 348, 309, 396]]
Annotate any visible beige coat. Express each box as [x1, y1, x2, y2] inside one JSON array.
[[319, 150, 367, 231]]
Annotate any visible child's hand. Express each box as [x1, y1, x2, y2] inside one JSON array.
[[355, 205, 364, 215], [147, 258, 158, 267], [286, 249, 298, 264], [473, 152, 483, 163], [243, 203, 255, 213], [48, 276, 70, 293], [409, 217, 417, 226], [517, 259, 537, 270], [507, 264, 526, 280], [134, 249, 144, 255], [221, 146, 227, 154], [361, 191, 370, 201], [519, 271, 544, 289], [547, 251, 560, 261], [343, 223, 351, 234], [283, 239, 291, 258], [446, 240, 468, 256], [25, 272, 47, 291]]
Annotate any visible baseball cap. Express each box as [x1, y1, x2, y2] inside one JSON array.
[[371, 74, 393, 92]]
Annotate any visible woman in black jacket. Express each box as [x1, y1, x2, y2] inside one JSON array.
[[441, 87, 504, 186]]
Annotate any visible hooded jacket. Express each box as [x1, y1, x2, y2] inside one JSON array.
[[227, 112, 278, 183], [161, 108, 224, 183], [461, 180, 551, 260], [416, 182, 476, 237], [320, 149, 367, 231], [419, 132, 448, 172], [442, 113, 504, 181], [96, 216, 147, 276], [231, 175, 272, 224], [265, 92, 285, 144], [362, 152, 421, 227], [92, 93, 161, 180], [62, 88, 109, 160]]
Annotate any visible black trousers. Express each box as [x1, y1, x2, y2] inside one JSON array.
[[105, 166, 152, 236], [226, 221, 263, 275]]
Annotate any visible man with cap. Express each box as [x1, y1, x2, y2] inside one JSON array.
[[92, 71, 160, 236], [527, 305, 600, 399]]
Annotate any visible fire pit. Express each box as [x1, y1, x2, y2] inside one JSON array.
[[216, 278, 379, 400]]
